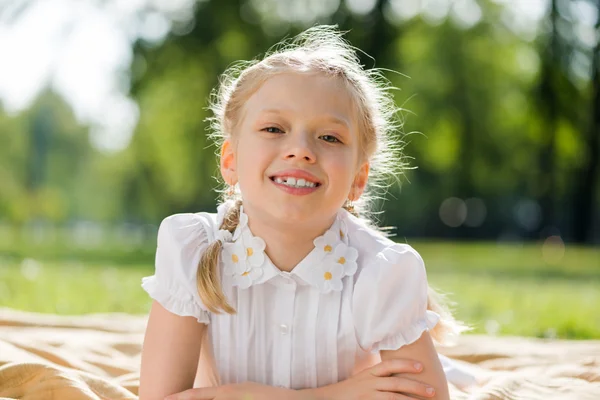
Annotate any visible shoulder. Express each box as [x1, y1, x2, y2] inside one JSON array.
[[153, 210, 221, 280], [346, 214, 435, 352], [158, 211, 218, 245], [142, 210, 222, 323], [344, 212, 424, 276], [153, 210, 222, 283], [158, 200, 234, 243]]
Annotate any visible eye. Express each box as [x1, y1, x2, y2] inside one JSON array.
[[263, 126, 284, 134], [320, 135, 341, 143]]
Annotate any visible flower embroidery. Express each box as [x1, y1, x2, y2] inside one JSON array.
[[317, 262, 343, 293], [222, 209, 267, 288], [222, 241, 248, 276], [331, 242, 358, 276], [313, 230, 339, 255], [219, 206, 358, 293], [240, 230, 266, 267], [236, 266, 263, 289]]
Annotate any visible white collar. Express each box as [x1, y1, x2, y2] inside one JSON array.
[[218, 204, 358, 293]]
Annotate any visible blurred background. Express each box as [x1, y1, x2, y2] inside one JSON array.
[[0, 0, 598, 339]]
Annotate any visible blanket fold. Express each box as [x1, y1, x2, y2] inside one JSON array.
[[1, 308, 598, 400]]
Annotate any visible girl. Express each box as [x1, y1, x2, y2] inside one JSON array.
[[139, 26, 472, 400]]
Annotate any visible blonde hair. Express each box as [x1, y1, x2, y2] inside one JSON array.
[[197, 26, 467, 343]]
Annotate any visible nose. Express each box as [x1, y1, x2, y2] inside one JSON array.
[[283, 132, 316, 163]]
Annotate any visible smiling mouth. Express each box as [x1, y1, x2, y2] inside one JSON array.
[[269, 176, 321, 189]]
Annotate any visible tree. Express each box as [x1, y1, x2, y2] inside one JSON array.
[[572, 0, 600, 243]]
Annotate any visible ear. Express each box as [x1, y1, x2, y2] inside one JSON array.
[[349, 162, 369, 201], [220, 139, 237, 185]]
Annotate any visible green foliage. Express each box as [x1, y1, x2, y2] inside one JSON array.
[[0, 0, 598, 236]]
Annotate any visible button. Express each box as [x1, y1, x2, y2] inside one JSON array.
[[279, 324, 289, 335]]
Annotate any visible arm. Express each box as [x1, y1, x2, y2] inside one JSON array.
[[139, 301, 207, 400], [167, 362, 430, 400], [380, 331, 449, 400]]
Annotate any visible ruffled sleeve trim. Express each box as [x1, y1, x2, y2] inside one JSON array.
[[369, 310, 440, 353], [141, 212, 216, 324], [142, 275, 210, 324]]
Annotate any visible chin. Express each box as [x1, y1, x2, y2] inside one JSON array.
[[273, 201, 342, 229], [271, 202, 315, 223]]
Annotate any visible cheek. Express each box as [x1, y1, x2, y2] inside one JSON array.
[[235, 135, 272, 174], [326, 151, 358, 186]]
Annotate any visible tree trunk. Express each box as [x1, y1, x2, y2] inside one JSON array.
[[572, 14, 600, 243], [535, 0, 560, 237]]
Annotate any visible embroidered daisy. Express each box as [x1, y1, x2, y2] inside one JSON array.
[[222, 241, 247, 276], [240, 230, 266, 267], [235, 266, 264, 289], [330, 242, 358, 276], [317, 262, 344, 293], [222, 208, 267, 288], [313, 230, 339, 256]]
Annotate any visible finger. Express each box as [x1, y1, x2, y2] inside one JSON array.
[[164, 387, 217, 400], [376, 376, 436, 398], [368, 359, 423, 377]]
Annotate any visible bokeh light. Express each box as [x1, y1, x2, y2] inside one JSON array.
[[439, 197, 467, 227]]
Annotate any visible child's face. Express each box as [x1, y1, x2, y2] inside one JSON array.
[[221, 72, 368, 225]]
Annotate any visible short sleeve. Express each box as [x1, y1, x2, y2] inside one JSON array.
[[141, 213, 216, 324], [352, 244, 440, 353]]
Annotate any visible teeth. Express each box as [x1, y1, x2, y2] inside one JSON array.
[[273, 176, 318, 188]]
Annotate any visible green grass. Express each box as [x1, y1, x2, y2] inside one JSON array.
[[0, 260, 153, 315], [1, 241, 598, 339], [412, 241, 600, 339]]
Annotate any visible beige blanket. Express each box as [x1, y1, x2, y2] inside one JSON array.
[[0, 308, 599, 400]]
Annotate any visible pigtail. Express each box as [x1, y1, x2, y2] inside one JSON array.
[[196, 200, 243, 314]]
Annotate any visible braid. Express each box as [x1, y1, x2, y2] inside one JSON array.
[[196, 200, 242, 314]]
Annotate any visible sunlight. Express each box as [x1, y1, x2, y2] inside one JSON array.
[[0, 0, 190, 153]]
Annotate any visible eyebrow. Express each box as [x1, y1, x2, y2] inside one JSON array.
[[258, 108, 351, 130]]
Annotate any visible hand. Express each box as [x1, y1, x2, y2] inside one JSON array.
[[302, 359, 436, 400], [164, 382, 305, 400]]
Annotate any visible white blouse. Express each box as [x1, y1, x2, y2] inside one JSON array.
[[142, 202, 474, 390]]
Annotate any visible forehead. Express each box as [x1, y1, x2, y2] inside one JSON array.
[[241, 72, 357, 124]]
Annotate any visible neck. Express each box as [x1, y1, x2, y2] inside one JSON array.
[[241, 204, 337, 273]]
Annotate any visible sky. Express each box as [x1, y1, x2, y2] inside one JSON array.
[[0, 0, 196, 152], [0, 0, 566, 153]]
